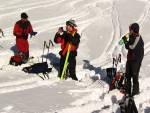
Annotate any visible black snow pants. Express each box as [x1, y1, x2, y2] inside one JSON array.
[[125, 61, 141, 96], [59, 55, 78, 81]]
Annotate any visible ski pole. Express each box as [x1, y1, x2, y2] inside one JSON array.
[[50, 40, 54, 47], [46, 40, 51, 62], [112, 58, 116, 81], [42, 41, 46, 62], [2, 31, 4, 37], [115, 54, 121, 70]]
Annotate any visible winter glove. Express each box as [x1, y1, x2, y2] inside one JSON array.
[[30, 32, 37, 37], [125, 43, 130, 49], [122, 36, 128, 44], [122, 36, 130, 49], [22, 33, 28, 39]]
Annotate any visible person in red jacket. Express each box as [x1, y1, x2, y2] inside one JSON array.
[[13, 12, 37, 62], [54, 19, 80, 81]]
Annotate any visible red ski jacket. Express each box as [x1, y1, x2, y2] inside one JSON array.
[[13, 20, 33, 39], [54, 28, 80, 56]]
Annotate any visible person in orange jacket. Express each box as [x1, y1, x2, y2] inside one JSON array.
[[13, 12, 37, 62], [54, 19, 80, 81]]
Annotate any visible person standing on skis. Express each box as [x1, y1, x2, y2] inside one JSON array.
[[13, 12, 37, 62], [122, 23, 144, 96], [54, 19, 80, 81]]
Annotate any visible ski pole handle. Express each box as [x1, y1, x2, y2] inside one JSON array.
[[42, 41, 46, 62], [50, 40, 54, 47]]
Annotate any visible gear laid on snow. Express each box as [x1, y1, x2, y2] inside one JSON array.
[[106, 54, 124, 91], [119, 95, 138, 113], [22, 40, 54, 80]]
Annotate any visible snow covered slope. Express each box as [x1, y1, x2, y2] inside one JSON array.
[[0, 0, 150, 113]]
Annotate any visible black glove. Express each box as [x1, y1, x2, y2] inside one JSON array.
[[122, 36, 130, 49], [30, 32, 37, 38], [122, 36, 128, 44], [125, 43, 130, 49], [30, 32, 37, 36], [22, 33, 28, 39]]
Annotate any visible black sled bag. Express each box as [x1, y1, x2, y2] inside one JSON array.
[[22, 62, 52, 74], [9, 55, 23, 66]]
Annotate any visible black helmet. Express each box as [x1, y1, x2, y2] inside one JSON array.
[[66, 19, 77, 27], [21, 12, 28, 19], [129, 23, 139, 34]]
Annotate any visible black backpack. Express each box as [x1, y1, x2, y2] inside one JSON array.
[[22, 62, 52, 74], [22, 40, 54, 77]]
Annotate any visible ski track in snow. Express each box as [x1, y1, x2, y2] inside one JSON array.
[[138, 0, 150, 26], [0, 0, 110, 94], [0, 0, 67, 18]]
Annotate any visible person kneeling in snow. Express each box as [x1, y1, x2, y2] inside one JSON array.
[[54, 19, 80, 81], [13, 12, 37, 62], [122, 23, 144, 96]]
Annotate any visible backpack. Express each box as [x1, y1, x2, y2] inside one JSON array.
[[22, 62, 52, 74], [106, 54, 126, 92], [22, 40, 54, 76], [9, 55, 23, 66], [111, 72, 126, 93]]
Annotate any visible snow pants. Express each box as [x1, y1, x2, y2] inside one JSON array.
[[59, 55, 78, 80], [125, 61, 141, 96], [16, 38, 29, 61]]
